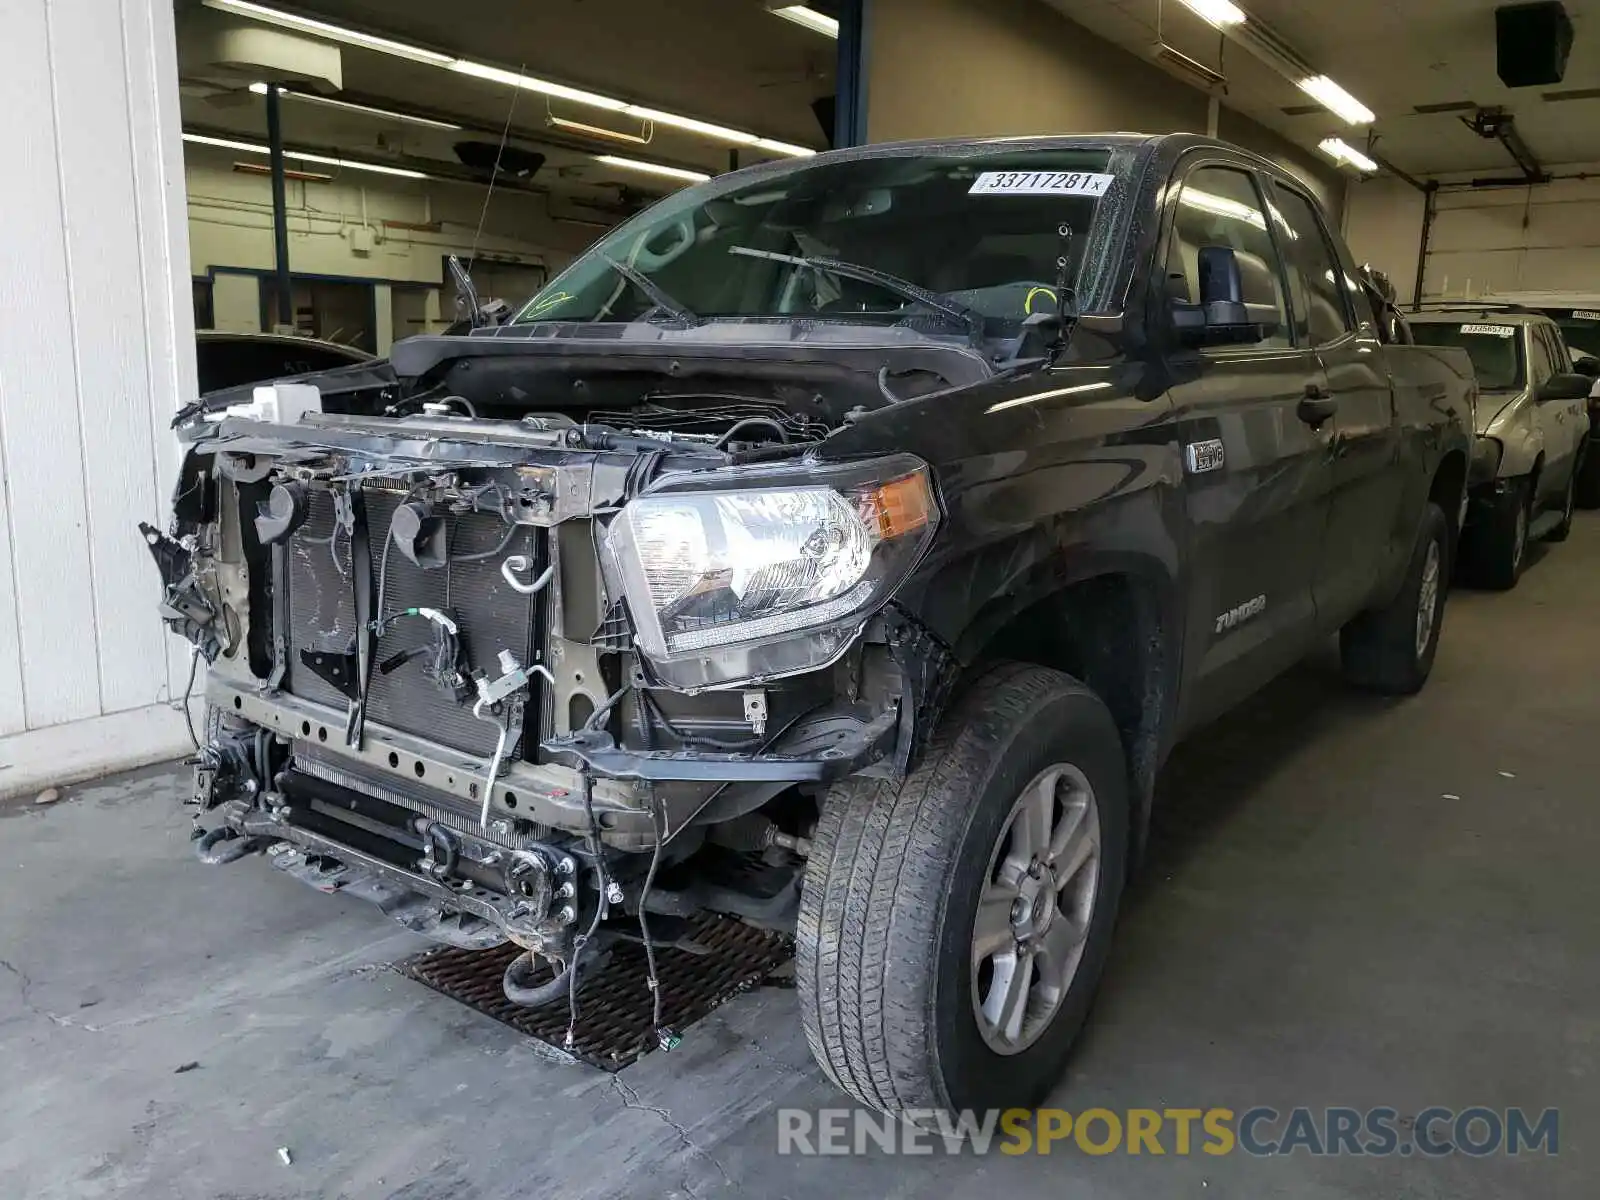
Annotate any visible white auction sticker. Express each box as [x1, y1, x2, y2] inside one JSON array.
[[1459, 323, 1516, 337], [969, 171, 1114, 197]]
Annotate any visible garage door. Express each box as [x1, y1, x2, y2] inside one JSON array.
[[1423, 177, 1600, 300]]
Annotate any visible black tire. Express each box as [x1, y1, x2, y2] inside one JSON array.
[[1576, 443, 1600, 510], [1461, 478, 1529, 590], [1340, 502, 1450, 695], [1548, 457, 1580, 542], [797, 663, 1129, 1115]]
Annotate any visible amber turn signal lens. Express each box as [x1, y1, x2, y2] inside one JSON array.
[[857, 472, 934, 541]]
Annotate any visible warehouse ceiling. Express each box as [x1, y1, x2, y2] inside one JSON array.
[[175, 0, 837, 214], [1058, 0, 1600, 180]]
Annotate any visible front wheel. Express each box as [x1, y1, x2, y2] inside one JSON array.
[[1340, 502, 1450, 695], [797, 664, 1129, 1115]]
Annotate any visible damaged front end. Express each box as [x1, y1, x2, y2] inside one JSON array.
[[146, 349, 956, 1012]]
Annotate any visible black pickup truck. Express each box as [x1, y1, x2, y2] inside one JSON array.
[[150, 133, 1474, 1116]]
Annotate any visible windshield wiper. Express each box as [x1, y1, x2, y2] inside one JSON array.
[[728, 246, 983, 343], [597, 254, 700, 328]]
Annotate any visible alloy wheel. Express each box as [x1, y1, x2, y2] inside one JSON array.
[[971, 763, 1101, 1055]]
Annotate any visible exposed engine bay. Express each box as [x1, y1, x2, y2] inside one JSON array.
[[148, 337, 964, 1034]]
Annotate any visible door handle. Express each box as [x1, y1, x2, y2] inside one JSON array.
[[1298, 384, 1336, 428]]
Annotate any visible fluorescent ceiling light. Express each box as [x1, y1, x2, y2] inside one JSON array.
[[1299, 75, 1375, 125], [248, 83, 462, 130], [201, 0, 454, 65], [1319, 137, 1378, 172], [210, 0, 817, 157], [1175, 0, 1247, 26], [593, 155, 711, 184], [549, 115, 651, 144], [447, 60, 628, 111], [182, 132, 429, 178], [768, 5, 840, 37], [1180, 187, 1266, 229], [753, 137, 816, 158]]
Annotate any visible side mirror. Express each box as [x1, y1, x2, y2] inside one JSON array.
[[1572, 355, 1600, 379], [1537, 372, 1593, 401], [1171, 246, 1265, 346]]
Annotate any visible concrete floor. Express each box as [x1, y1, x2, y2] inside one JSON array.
[[4, 522, 1598, 1200]]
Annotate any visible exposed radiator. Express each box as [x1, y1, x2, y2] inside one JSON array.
[[284, 486, 546, 758]]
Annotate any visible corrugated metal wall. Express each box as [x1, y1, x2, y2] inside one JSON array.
[[0, 0, 194, 735]]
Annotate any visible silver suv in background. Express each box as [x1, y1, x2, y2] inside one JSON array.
[[1411, 310, 1592, 588]]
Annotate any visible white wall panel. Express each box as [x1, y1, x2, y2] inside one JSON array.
[[0, 0, 103, 728], [0, 471, 22, 736], [0, 0, 192, 732], [50, 0, 169, 714], [122, 0, 197, 705]]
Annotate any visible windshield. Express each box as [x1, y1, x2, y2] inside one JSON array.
[[1412, 321, 1525, 391], [516, 145, 1128, 338]]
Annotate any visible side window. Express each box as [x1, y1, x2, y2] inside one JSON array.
[[1270, 183, 1354, 345], [1541, 326, 1571, 374], [1164, 166, 1290, 348]]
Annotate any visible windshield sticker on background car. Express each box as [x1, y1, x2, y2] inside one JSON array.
[[968, 171, 1114, 197], [1570, 310, 1600, 321], [1459, 324, 1516, 337]]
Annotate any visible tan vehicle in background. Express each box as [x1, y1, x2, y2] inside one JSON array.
[[1411, 309, 1593, 588]]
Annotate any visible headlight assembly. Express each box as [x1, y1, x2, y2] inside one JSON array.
[[603, 454, 939, 689]]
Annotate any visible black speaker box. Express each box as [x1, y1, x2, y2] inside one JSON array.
[[1497, 2, 1574, 88]]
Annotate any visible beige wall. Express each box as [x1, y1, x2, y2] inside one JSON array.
[[866, 0, 1345, 223], [1344, 176, 1425, 305]]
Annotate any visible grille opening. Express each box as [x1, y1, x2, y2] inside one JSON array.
[[282, 487, 548, 758]]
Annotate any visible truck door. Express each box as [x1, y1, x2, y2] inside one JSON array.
[[1161, 163, 1337, 731], [1269, 182, 1402, 627]]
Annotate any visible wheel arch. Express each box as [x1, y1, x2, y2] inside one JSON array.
[[1429, 447, 1468, 549], [949, 557, 1182, 869]]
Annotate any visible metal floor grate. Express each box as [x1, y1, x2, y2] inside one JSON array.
[[396, 914, 793, 1070]]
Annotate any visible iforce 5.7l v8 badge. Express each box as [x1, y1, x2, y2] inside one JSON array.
[[1186, 439, 1226, 474]]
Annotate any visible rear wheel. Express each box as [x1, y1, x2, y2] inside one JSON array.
[[1340, 502, 1449, 695], [797, 663, 1128, 1115], [1461, 478, 1528, 590]]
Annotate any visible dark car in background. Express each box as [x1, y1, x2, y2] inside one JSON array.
[[195, 330, 372, 395]]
